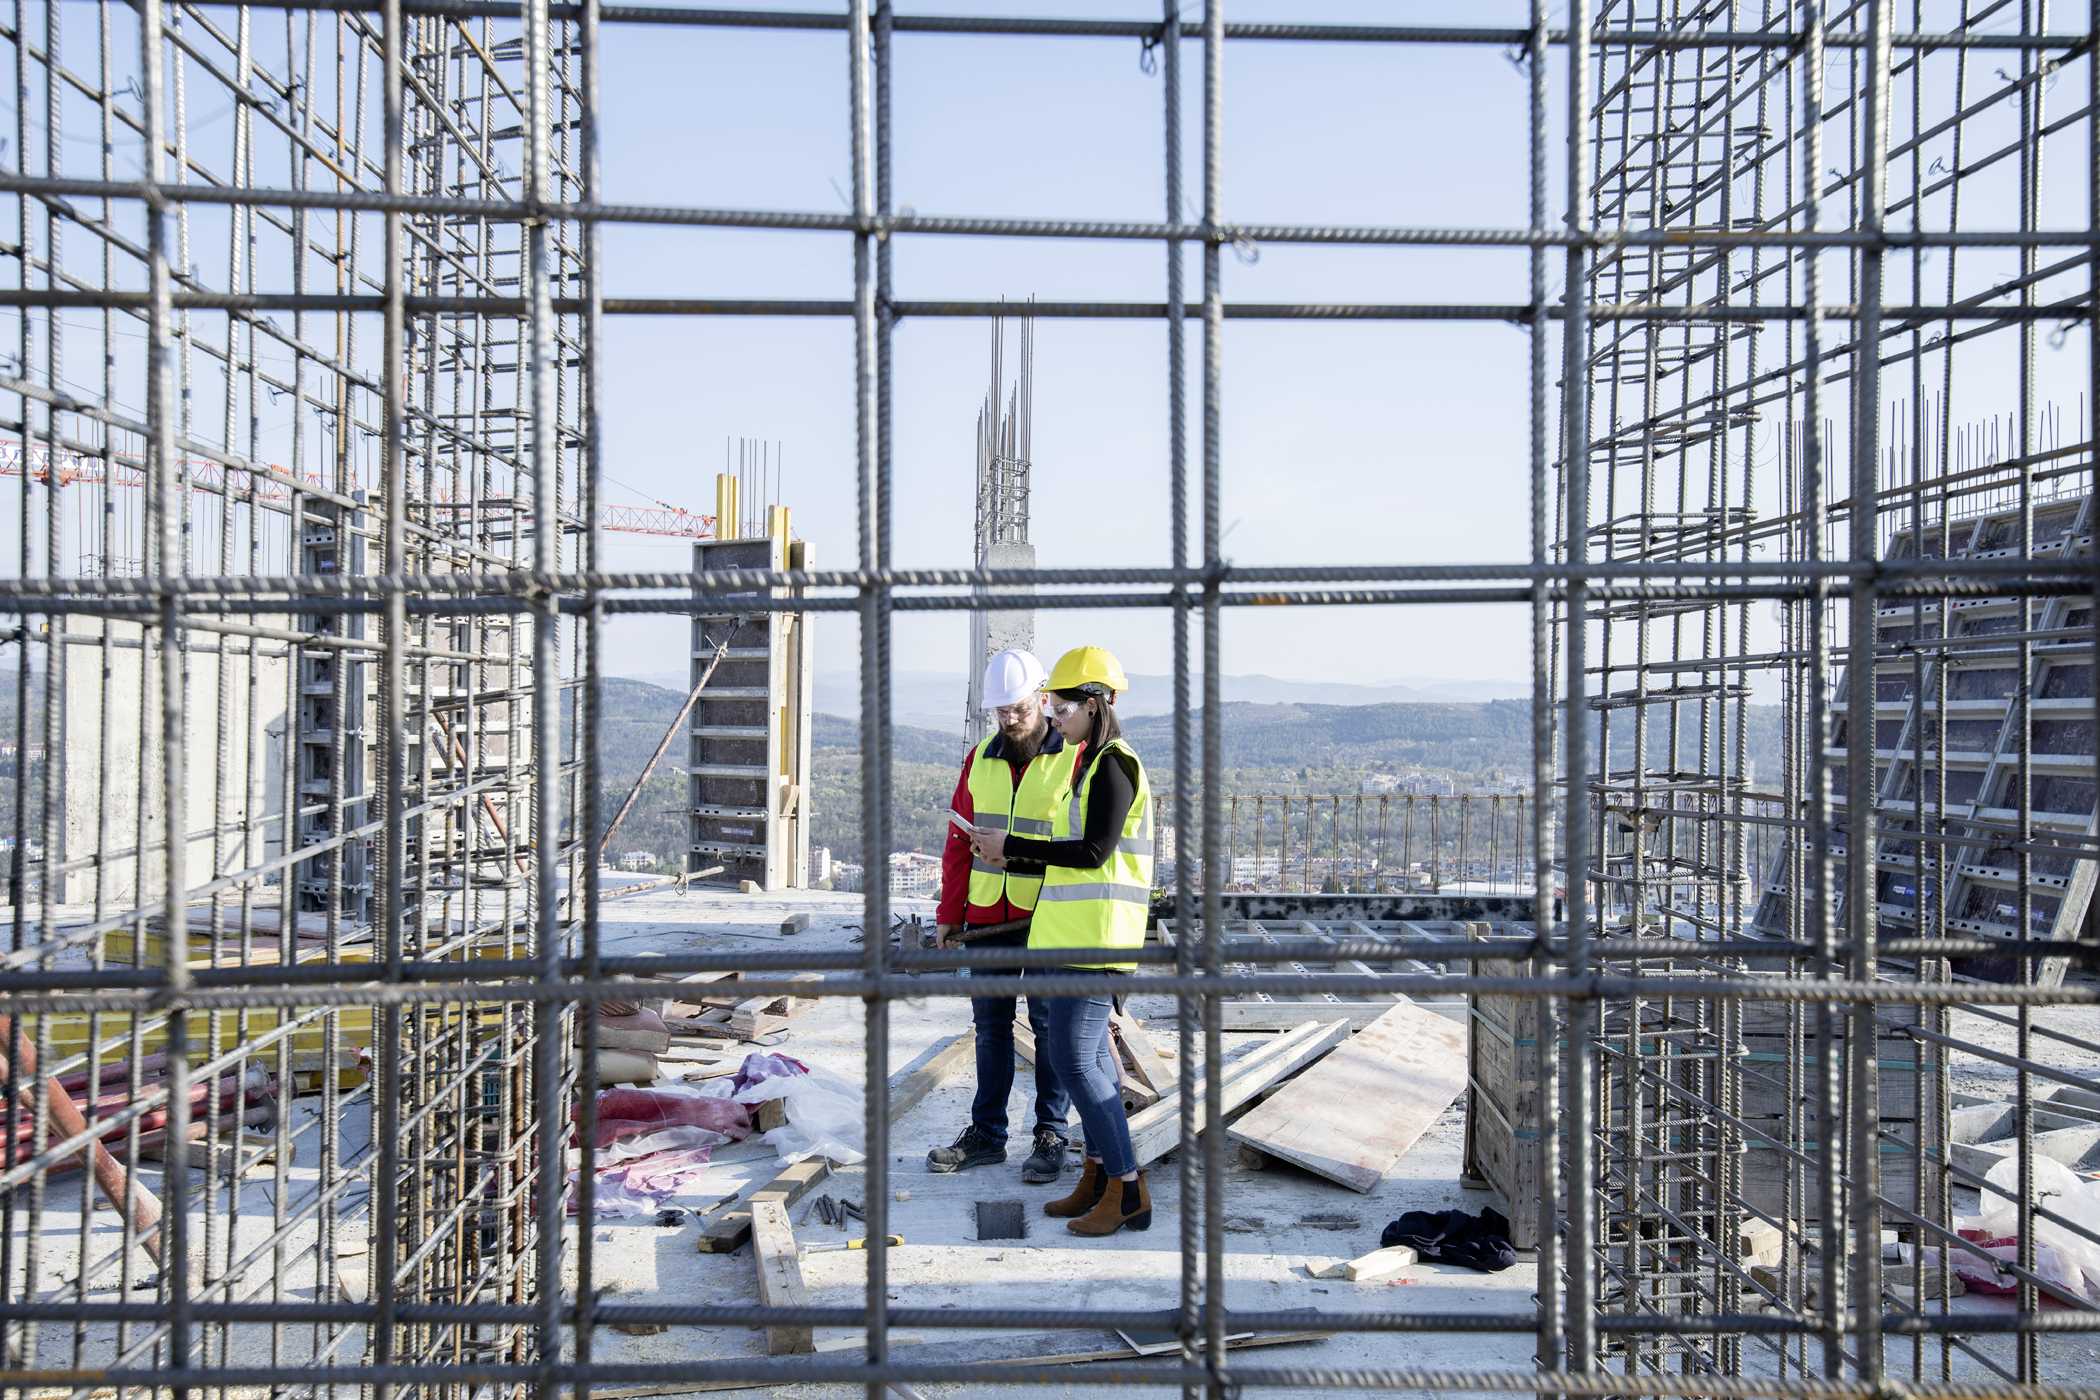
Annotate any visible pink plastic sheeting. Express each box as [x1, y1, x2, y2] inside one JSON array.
[[584, 1086, 751, 1147], [567, 1146, 716, 1218], [1953, 1230, 2088, 1302]]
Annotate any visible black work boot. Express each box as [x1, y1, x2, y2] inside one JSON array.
[[1020, 1127, 1068, 1184], [926, 1123, 1006, 1174]]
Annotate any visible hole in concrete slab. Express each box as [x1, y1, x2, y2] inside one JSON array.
[[975, 1200, 1027, 1240]]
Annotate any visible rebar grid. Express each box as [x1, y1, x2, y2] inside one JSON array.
[[0, 4, 2085, 1400]]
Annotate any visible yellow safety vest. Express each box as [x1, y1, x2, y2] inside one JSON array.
[[964, 732, 1079, 913], [1028, 737, 1154, 969]]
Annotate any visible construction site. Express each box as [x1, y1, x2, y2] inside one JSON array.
[[0, 2, 2095, 1399]]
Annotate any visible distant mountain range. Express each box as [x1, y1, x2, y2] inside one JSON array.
[[616, 669, 1529, 734]]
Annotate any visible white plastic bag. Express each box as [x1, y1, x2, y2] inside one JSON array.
[[1967, 1154, 2100, 1300], [733, 1056, 867, 1164], [601, 1123, 730, 1162]]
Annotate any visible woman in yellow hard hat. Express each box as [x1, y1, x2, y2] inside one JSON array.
[[968, 645, 1154, 1237]]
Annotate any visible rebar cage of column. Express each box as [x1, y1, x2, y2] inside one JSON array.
[[0, 3, 2087, 1400]]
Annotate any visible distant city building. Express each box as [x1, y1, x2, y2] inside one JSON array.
[[1361, 773, 1402, 793], [1229, 855, 1282, 885], [888, 851, 941, 898], [832, 862, 864, 893], [810, 845, 832, 882], [617, 850, 654, 871]]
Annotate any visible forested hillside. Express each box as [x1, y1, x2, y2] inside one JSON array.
[[589, 681, 1786, 870]]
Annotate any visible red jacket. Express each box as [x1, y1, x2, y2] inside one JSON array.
[[937, 733, 1082, 926]]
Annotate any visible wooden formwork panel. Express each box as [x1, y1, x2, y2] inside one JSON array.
[[1464, 950, 1946, 1238], [1461, 922, 1549, 1249]]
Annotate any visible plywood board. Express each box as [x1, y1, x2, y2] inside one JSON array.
[[1227, 999, 1467, 1193]]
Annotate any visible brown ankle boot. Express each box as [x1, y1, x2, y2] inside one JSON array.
[[1043, 1158, 1106, 1217], [1067, 1171, 1151, 1236]]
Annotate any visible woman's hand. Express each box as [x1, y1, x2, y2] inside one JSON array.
[[972, 831, 1008, 865]]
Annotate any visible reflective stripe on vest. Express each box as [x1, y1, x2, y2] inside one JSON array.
[[963, 734, 1080, 913], [1027, 737, 1153, 968]]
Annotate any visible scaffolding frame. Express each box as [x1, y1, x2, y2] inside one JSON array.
[[0, 3, 2089, 1400]]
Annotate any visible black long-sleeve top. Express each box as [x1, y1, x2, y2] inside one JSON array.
[[1002, 743, 1139, 870]]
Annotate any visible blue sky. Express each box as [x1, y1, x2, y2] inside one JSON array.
[[592, 1, 1551, 690], [579, 1, 2094, 700]]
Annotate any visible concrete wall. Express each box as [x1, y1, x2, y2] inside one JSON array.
[[62, 621, 291, 911]]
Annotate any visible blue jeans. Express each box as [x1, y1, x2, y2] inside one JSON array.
[[1044, 984, 1136, 1177], [969, 942, 1071, 1145]]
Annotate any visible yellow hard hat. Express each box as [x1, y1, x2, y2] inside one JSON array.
[[1042, 646, 1129, 696]]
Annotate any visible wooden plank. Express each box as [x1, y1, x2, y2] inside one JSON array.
[[728, 973, 823, 1039], [1226, 999, 1468, 1193], [1343, 1244, 1419, 1282], [1109, 1013, 1167, 1096], [694, 1159, 833, 1255], [1219, 1000, 1465, 1030], [748, 1199, 814, 1355], [887, 1033, 973, 1123], [1126, 1019, 1351, 1167]]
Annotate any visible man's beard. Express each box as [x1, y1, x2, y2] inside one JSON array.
[[1002, 716, 1048, 763]]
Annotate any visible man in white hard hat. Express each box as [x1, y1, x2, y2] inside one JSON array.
[[927, 648, 1082, 1183]]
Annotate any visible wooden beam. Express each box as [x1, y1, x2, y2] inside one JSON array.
[[887, 1033, 974, 1122], [748, 1199, 814, 1355], [1218, 1001, 1464, 1030], [695, 1158, 832, 1255], [1109, 1013, 1167, 1097]]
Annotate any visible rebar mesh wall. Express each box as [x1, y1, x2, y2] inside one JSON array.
[[0, 4, 2090, 1400], [1562, 1, 2100, 1393]]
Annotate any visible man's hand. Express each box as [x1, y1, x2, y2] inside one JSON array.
[[971, 831, 1008, 865], [935, 923, 960, 949]]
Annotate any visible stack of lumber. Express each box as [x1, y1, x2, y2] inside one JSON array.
[[1124, 1018, 1353, 1169], [658, 971, 822, 1040]]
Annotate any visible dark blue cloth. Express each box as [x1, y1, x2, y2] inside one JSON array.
[[1044, 985, 1135, 1176], [1381, 1207, 1518, 1271], [968, 928, 1070, 1145]]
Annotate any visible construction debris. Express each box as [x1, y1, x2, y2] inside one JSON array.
[[1226, 999, 1467, 1193], [1343, 1245, 1420, 1282]]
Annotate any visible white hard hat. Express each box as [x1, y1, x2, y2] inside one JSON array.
[[982, 649, 1047, 709]]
